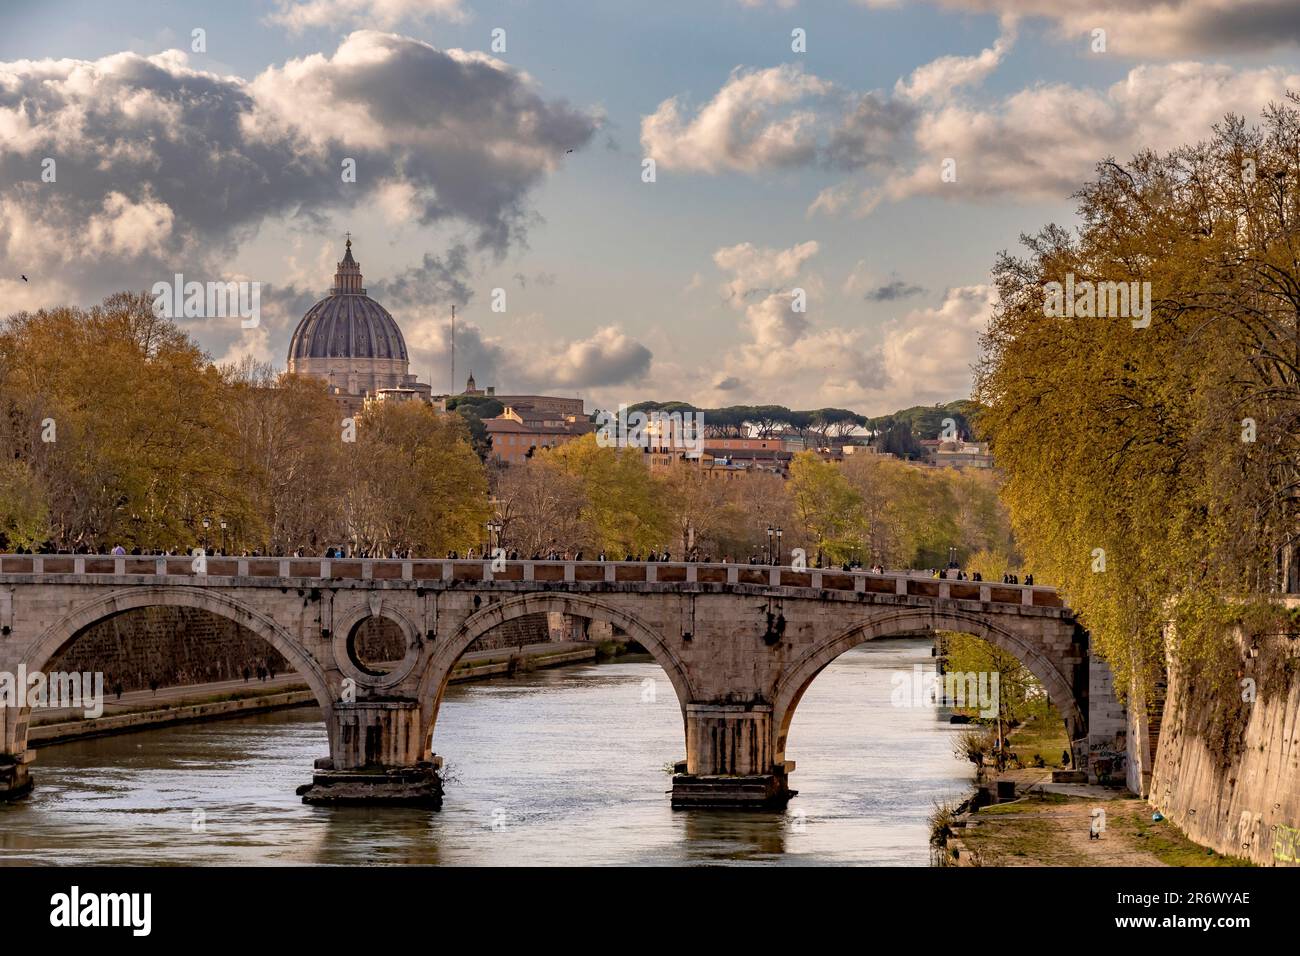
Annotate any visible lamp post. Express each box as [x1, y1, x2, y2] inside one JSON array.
[[947, 546, 957, 569], [774, 526, 783, 567], [765, 526, 774, 564], [202, 517, 211, 554], [219, 519, 228, 555], [485, 519, 503, 556]]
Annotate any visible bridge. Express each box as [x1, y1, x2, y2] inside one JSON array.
[[0, 554, 1124, 807]]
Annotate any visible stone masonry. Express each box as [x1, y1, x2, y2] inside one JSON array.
[[0, 555, 1119, 807]]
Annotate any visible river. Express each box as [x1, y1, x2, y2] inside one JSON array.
[[0, 639, 973, 865]]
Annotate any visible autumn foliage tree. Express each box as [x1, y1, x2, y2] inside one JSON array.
[[976, 100, 1300, 696], [0, 292, 490, 556], [0, 292, 240, 551]]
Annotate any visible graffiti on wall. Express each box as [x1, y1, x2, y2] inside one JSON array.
[[1089, 732, 1127, 784], [1272, 823, 1300, 864]]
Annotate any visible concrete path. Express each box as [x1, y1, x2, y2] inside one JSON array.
[[30, 640, 595, 725], [30, 673, 308, 724]]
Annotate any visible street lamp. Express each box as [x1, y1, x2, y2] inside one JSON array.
[[774, 527, 783, 567], [765, 526, 774, 564], [485, 519, 503, 556], [202, 517, 211, 554], [219, 519, 228, 555]]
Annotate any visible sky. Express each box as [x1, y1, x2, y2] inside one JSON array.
[[2, 0, 1299, 415]]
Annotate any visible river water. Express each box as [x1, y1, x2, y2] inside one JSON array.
[[0, 639, 972, 865]]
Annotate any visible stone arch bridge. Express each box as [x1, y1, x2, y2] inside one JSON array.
[[0, 554, 1123, 807]]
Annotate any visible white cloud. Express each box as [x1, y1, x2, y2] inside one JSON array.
[[894, 28, 1015, 103], [641, 65, 833, 173], [268, 0, 467, 33], [216, 323, 277, 368], [85, 190, 175, 259], [397, 308, 653, 396], [734, 0, 1300, 56], [529, 327, 653, 390], [706, 240, 887, 407], [676, 240, 994, 411], [877, 285, 993, 406], [713, 240, 819, 304], [877, 61, 1300, 207], [642, 63, 914, 175], [917, 0, 1300, 57], [0, 32, 598, 309], [841, 259, 876, 297]]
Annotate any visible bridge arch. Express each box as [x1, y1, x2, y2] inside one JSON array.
[[771, 607, 1085, 767], [415, 592, 694, 751], [5, 585, 335, 755]]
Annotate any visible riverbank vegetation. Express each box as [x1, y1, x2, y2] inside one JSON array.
[[939, 631, 1070, 770], [976, 100, 1300, 699]]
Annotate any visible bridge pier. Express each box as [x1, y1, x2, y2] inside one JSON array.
[[297, 701, 443, 808], [671, 703, 794, 809], [0, 752, 33, 802]]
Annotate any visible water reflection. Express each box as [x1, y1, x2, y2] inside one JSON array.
[[0, 639, 971, 865]]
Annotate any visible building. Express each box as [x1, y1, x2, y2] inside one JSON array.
[[703, 435, 808, 453], [287, 238, 433, 413], [484, 416, 586, 464], [924, 439, 994, 469], [460, 372, 495, 398], [841, 444, 896, 460], [454, 373, 592, 464], [453, 374, 584, 419], [499, 404, 592, 432], [363, 389, 446, 414], [645, 450, 755, 480]]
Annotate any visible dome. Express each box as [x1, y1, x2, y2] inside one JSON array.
[[288, 239, 408, 362]]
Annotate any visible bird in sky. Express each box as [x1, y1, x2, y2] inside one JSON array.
[[20, 275, 28, 282]]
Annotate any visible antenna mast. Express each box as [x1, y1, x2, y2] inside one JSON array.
[[450, 304, 456, 395]]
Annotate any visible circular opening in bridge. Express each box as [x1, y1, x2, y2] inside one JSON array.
[[346, 616, 407, 677]]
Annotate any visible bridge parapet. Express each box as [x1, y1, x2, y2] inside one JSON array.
[[0, 554, 1064, 609]]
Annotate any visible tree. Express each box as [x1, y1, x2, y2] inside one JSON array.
[[0, 292, 244, 551], [538, 434, 670, 554], [787, 452, 862, 564], [658, 457, 740, 556], [340, 401, 490, 555], [0, 460, 48, 549], [224, 361, 344, 553], [976, 101, 1300, 696], [495, 456, 590, 555]]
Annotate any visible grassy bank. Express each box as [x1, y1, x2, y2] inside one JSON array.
[[945, 791, 1252, 867]]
